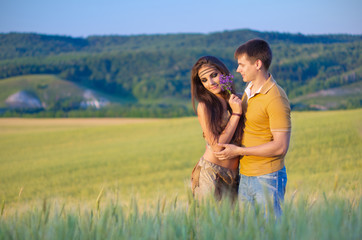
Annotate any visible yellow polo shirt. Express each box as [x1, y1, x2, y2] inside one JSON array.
[[240, 75, 291, 176]]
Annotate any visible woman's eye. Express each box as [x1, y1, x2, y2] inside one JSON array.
[[201, 79, 207, 83], [211, 73, 218, 78]]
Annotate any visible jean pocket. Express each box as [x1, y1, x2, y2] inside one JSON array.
[[257, 173, 278, 193], [257, 173, 277, 180]]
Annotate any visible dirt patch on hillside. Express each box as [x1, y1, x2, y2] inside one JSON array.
[[293, 82, 362, 102]]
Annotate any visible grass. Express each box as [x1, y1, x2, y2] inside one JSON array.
[[0, 109, 361, 239], [286, 110, 362, 197], [0, 117, 202, 205], [0, 193, 361, 239]]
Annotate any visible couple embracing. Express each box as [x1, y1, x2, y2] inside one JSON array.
[[190, 39, 291, 215]]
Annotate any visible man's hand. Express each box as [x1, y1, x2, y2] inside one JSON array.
[[214, 143, 242, 161]]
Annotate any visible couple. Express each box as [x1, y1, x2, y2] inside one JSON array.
[[190, 39, 291, 214]]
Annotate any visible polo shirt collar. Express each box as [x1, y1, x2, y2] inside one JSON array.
[[245, 74, 276, 99], [260, 74, 276, 95], [245, 82, 262, 99]]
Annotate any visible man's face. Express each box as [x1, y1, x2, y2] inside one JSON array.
[[236, 54, 258, 83]]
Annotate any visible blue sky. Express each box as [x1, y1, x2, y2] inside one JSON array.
[[0, 0, 361, 37]]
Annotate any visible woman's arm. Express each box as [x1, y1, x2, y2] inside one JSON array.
[[197, 95, 241, 152]]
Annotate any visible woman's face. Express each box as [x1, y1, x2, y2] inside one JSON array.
[[198, 64, 223, 95]]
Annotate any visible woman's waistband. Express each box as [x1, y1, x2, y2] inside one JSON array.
[[199, 157, 239, 176]]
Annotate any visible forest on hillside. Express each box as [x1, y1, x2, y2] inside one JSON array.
[[0, 29, 361, 117]]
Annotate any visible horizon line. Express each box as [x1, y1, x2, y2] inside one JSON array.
[[1, 28, 362, 39]]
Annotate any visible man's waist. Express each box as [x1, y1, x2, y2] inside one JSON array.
[[239, 156, 284, 176]]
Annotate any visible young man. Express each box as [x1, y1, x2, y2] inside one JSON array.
[[214, 39, 291, 215]]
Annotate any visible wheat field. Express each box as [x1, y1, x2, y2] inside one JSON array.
[[0, 109, 361, 239]]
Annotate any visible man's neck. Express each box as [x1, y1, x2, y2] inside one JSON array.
[[250, 72, 270, 94]]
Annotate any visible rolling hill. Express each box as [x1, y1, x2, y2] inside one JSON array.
[[0, 29, 361, 116]]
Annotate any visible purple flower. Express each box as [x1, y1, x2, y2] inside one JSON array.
[[219, 74, 234, 95]]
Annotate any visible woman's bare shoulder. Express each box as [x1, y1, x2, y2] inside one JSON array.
[[197, 102, 207, 114]]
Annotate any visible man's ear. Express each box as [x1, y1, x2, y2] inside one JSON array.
[[255, 59, 263, 71]]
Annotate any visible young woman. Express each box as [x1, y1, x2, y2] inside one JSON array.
[[190, 56, 244, 201]]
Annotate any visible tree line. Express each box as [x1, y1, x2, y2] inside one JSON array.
[[0, 29, 361, 116]]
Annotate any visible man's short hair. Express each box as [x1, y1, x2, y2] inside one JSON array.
[[234, 39, 272, 70]]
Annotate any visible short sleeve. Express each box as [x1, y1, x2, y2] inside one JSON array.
[[267, 95, 291, 132]]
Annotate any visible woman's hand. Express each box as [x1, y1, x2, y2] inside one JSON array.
[[214, 143, 242, 160], [228, 94, 242, 114]]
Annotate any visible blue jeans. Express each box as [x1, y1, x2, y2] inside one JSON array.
[[238, 166, 287, 216]]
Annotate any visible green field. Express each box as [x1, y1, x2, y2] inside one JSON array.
[[0, 117, 202, 205], [0, 110, 361, 239]]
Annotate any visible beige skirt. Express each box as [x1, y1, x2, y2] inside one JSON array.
[[191, 157, 239, 201]]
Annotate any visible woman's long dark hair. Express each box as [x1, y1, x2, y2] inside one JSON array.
[[191, 56, 243, 145]]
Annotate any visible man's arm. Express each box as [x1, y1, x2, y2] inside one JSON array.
[[214, 131, 291, 160]]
